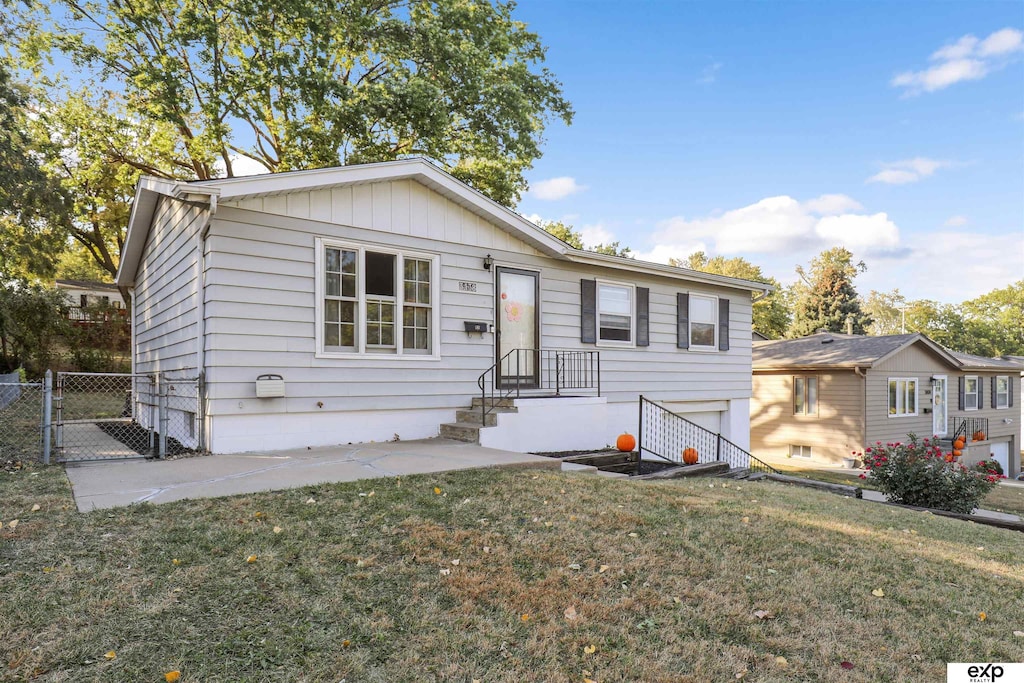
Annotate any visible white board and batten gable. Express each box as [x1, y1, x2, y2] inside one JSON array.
[[119, 158, 771, 453]]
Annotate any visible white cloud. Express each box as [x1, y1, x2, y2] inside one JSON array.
[[814, 213, 900, 250], [866, 157, 952, 185], [578, 223, 617, 248], [801, 194, 864, 215], [529, 176, 587, 201], [213, 154, 271, 178], [893, 27, 1023, 95], [943, 215, 969, 227], [697, 62, 722, 84]]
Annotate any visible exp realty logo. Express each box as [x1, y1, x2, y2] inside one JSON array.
[[947, 663, 1022, 682]]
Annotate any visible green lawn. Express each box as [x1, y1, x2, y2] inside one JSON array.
[[2, 465, 1023, 682], [770, 462, 1024, 518]]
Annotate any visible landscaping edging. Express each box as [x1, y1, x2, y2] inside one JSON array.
[[872, 499, 1024, 533]]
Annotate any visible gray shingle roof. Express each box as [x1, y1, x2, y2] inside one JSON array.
[[950, 351, 1023, 371], [753, 332, 943, 369]]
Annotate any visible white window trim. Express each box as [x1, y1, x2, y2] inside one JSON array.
[[995, 375, 1010, 409], [595, 279, 636, 348], [932, 374, 948, 437], [793, 376, 818, 416], [688, 292, 719, 352], [964, 375, 980, 411], [887, 377, 919, 418], [315, 237, 441, 360]]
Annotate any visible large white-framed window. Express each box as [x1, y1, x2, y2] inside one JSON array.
[[316, 238, 439, 358], [995, 375, 1010, 409], [964, 375, 980, 411], [689, 293, 718, 350], [596, 280, 634, 346], [888, 377, 918, 417], [794, 376, 818, 416]]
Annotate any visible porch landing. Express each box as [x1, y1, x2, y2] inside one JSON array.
[[64, 438, 559, 512]]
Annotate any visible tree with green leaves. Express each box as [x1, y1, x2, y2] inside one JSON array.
[[670, 251, 790, 339], [0, 281, 68, 376], [789, 247, 871, 338], [960, 280, 1024, 356], [863, 289, 908, 336], [539, 220, 631, 257]]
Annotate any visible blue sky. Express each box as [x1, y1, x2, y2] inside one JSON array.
[[511, 1, 1024, 302]]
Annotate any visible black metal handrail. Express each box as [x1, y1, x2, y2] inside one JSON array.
[[477, 349, 601, 423], [638, 395, 778, 475], [950, 416, 989, 442]]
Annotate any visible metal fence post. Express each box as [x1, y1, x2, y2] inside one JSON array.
[[54, 372, 63, 451], [158, 374, 168, 459], [42, 370, 52, 465]]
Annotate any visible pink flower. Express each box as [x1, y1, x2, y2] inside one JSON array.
[[504, 301, 522, 322], [859, 473, 867, 479]]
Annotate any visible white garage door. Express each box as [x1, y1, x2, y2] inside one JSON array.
[[660, 404, 722, 434], [989, 440, 1009, 476]]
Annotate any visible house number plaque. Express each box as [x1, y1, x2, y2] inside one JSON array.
[[458, 281, 478, 292]]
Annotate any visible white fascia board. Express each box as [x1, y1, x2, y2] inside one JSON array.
[[567, 249, 776, 294], [187, 158, 570, 258], [116, 176, 220, 288]]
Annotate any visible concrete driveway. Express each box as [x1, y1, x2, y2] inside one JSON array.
[[65, 438, 558, 512]]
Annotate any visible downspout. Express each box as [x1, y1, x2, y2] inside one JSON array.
[[194, 193, 218, 451], [855, 366, 867, 449], [751, 286, 771, 304]]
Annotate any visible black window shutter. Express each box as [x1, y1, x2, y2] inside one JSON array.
[[977, 377, 983, 407], [958, 376, 965, 410], [581, 279, 596, 343], [1010, 377, 1015, 407], [677, 293, 689, 349], [718, 298, 730, 351], [636, 287, 649, 347], [991, 376, 997, 409]]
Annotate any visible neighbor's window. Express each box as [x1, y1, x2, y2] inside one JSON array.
[[794, 376, 818, 415], [689, 294, 717, 349], [320, 240, 435, 355], [790, 445, 812, 458], [995, 376, 1009, 409], [964, 376, 980, 410], [888, 377, 918, 417], [597, 282, 633, 344]]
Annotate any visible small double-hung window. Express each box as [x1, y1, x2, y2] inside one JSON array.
[[319, 240, 436, 356], [794, 376, 818, 415], [597, 282, 634, 344], [888, 378, 918, 417]]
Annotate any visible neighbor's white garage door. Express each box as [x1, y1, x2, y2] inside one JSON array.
[[989, 440, 1010, 476]]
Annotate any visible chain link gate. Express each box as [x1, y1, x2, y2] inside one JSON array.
[[54, 372, 204, 462], [0, 376, 48, 464]]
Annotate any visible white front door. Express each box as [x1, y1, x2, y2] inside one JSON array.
[[495, 267, 539, 387], [932, 376, 947, 437], [989, 441, 1009, 476]]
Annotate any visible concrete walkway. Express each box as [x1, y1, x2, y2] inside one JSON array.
[[64, 438, 558, 512]]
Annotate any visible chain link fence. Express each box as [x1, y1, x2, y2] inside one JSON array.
[[0, 378, 47, 464]]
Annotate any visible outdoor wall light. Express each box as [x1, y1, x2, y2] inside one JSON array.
[[483, 254, 493, 270]]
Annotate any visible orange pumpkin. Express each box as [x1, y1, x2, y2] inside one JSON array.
[[953, 438, 965, 450], [616, 433, 636, 452], [682, 447, 699, 465], [972, 431, 986, 442], [952, 449, 962, 457], [944, 454, 954, 463]]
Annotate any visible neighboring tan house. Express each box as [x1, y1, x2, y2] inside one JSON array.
[[116, 159, 770, 455], [751, 332, 1021, 477], [54, 279, 126, 322]]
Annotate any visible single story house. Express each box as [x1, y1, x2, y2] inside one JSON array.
[[54, 279, 126, 322], [116, 159, 770, 455], [750, 332, 1021, 477]]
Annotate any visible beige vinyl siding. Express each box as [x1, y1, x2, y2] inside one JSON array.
[[866, 342, 951, 445], [750, 370, 863, 463], [203, 180, 752, 418], [133, 197, 205, 375]]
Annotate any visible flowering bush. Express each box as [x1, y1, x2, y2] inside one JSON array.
[[857, 433, 1000, 514], [974, 459, 1004, 477]]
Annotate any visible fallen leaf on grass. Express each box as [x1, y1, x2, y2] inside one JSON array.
[[774, 656, 788, 668], [104, 651, 116, 660], [598, 565, 610, 573], [1013, 631, 1024, 637], [254, 511, 263, 518], [439, 568, 451, 576], [305, 497, 316, 504], [735, 670, 748, 680], [871, 588, 885, 597], [979, 612, 986, 621], [172, 559, 181, 566], [564, 605, 578, 621], [753, 610, 775, 620], [273, 526, 282, 534], [451, 559, 460, 566], [741, 517, 750, 524], [342, 640, 351, 647], [246, 555, 258, 563], [42, 567, 53, 573], [521, 613, 530, 622], [7, 519, 18, 530], [433, 487, 442, 495], [164, 672, 181, 683], [31, 504, 40, 512], [583, 644, 596, 654], [627, 532, 638, 538], [840, 661, 854, 670], [568, 563, 581, 570]]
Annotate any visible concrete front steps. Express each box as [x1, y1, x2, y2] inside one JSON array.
[[439, 397, 517, 443]]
